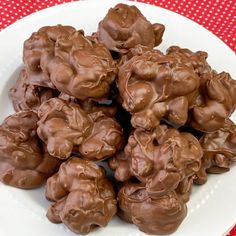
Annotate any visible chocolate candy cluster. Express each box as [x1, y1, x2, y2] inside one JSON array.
[[0, 3, 235, 235], [110, 125, 203, 234], [97, 3, 165, 54], [46, 158, 117, 234], [0, 111, 61, 189]]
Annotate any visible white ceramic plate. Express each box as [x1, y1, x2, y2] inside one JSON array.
[[0, 1, 235, 236]]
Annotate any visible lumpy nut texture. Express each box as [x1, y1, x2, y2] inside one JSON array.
[[37, 98, 91, 159], [23, 25, 76, 88], [97, 4, 165, 54], [118, 182, 187, 235], [111, 125, 201, 234], [166, 46, 213, 77], [46, 158, 117, 234], [109, 125, 203, 199], [167, 46, 236, 132], [78, 111, 124, 161], [10, 69, 56, 112], [0, 111, 61, 189], [118, 46, 236, 132], [118, 49, 200, 130], [195, 120, 236, 184], [59, 93, 118, 118], [37, 98, 123, 160], [190, 71, 236, 132], [41, 30, 117, 100]]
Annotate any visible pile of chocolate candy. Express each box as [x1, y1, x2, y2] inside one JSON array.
[[0, 3, 235, 235]]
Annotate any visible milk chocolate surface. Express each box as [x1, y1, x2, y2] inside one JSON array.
[[46, 158, 117, 234], [118, 46, 236, 132], [10, 69, 56, 111], [118, 182, 187, 235], [118, 49, 200, 130], [37, 98, 123, 160], [166, 46, 213, 76], [97, 4, 165, 53], [190, 71, 236, 132], [78, 111, 124, 161], [41, 31, 117, 100], [59, 93, 118, 117], [167, 46, 236, 132], [23, 25, 75, 88], [110, 125, 203, 198], [0, 111, 61, 189], [195, 120, 236, 184]]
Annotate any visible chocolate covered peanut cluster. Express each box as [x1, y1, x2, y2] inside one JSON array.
[[0, 111, 61, 189], [118, 46, 236, 132], [110, 125, 203, 196], [97, 3, 165, 54], [118, 49, 200, 130], [195, 120, 236, 184], [167, 46, 236, 132], [46, 158, 117, 234], [10, 69, 57, 112], [37, 98, 123, 160], [41, 31, 117, 100], [23, 25, 76, 88], [109, 125, 203, 234], [118, 182, 187, 235]]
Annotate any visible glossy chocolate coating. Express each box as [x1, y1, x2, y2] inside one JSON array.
[[37, 98, 123, 160], [167, 46, 236, 132], [46, 158, 117, 234], [41, 30, 117, 100], [23, 25, 76, 88], [0, 111, 61, 189], [37, 98, 91, 159], [119, 44, 151, 65], [176, 176, 194, 203], [79, 111, 124, 161], [166, 46, 213, 77], [10, 69, 56, 111], [110, 125, 203, 198], [79, 99, 117, 118], [97, 4, 165, 53], [118, 182, 187, 235], [195, 120, 236, 184], [59, 93, 117, 118], [190, 72, 236, 132], [109, 151, 132, 182], [118, 49, 200, 130]]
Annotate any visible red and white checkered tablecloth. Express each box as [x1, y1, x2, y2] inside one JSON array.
[[0, 0, 235, 235]]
